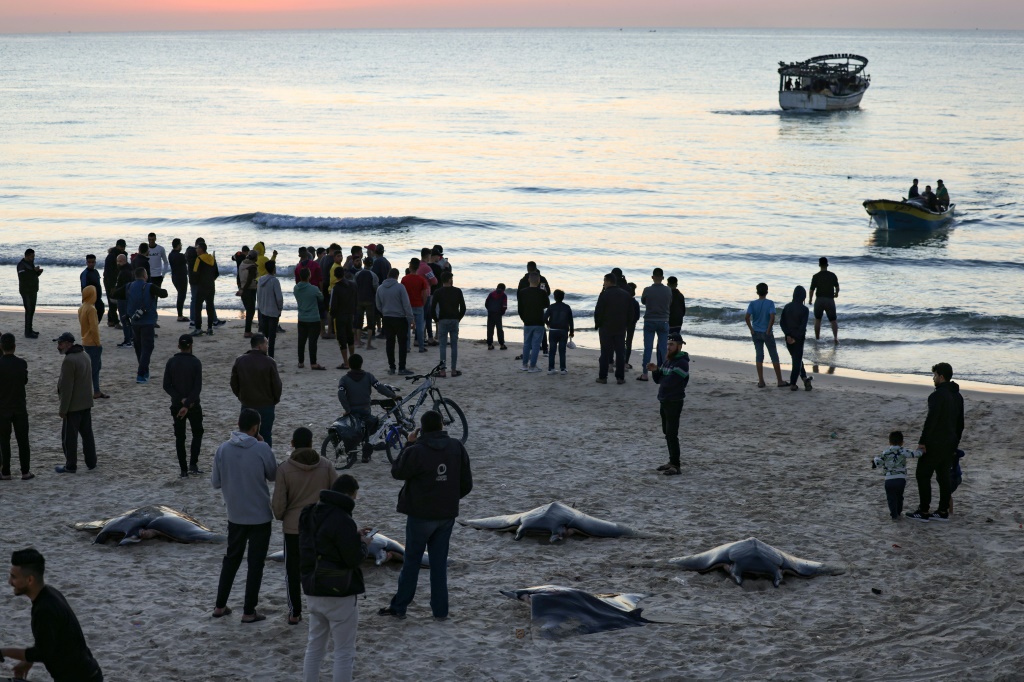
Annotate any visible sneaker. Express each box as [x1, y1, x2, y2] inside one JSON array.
[[387, 368, 396, 375], [499, 344, 508, 350], [213, 320, 227, 327], [488, 344, 494, 350], [560, 369, 568, 375], [118, 341, 134, 348], [906, 510, 931, 521], [616, 378, 626, 384], [547, 369, 557, 375], [136, 375, 148, 384], [21, 472, 35, 481], [804, 376, 813, 391], [189, 466, 204, 476], [596, 377, 607, 384], [398, 369, 414, 375], [656, 463, 674, 471], [25, 331, 39, 339], [418, 348, 428, 353], [378, 607, 406, 620], [662, 466, 682, 476], [520, 366, 529, 372], [190, 329, 205, 337], [54, 465, 77, 474], [932, 511, 950, 521], [179, 471, 190, 478], [206, 328, 214, 336], [527, 366, 541, 373]]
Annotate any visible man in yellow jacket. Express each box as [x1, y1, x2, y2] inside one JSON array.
[[77, 286, 107, 400]]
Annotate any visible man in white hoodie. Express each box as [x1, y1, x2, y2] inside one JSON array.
[[147, 232, 170, 323], [211, 408, 278, 623], [256, 261, 284, 358], [375, 268, 414, 376]]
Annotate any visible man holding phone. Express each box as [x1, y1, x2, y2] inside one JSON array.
[[163, 334, 204, 477], [378, 410, 472, 621]]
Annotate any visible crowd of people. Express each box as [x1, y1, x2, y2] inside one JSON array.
[[1, 231, 969, 680]]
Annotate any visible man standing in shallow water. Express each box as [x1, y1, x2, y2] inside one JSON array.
[[808, 257, 840, 345]]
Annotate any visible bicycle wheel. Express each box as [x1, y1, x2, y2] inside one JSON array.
[[321, 434, 355, 470], [383, 422, 409, 464], [433, 398, 468, 444]]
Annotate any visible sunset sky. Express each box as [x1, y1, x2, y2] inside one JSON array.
[[2, 0, 1021, 33]]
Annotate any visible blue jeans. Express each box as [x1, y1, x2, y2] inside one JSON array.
[[642, 320, 669, 370], [751, 330, 780, 364], [132, 324, 155, 377], [522, 325, 544, 368], [389, 516, 454, 618], [437, 319, 459, 371], [83, 345, 102, 393], [411, 306, 425, 350], [241, 404, 276, 447], [548, 330, 568, 371]]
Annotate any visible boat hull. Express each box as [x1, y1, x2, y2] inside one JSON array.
[[863, 200, 955, 231], [780, 89, 866, 111]]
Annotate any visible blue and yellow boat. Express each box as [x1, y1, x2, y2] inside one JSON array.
[[863, 197, 955, 231]]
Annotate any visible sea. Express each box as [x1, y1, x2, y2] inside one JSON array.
[[2, 29, 1022, 385]]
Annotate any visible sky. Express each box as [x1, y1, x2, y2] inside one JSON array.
[[1, 0, 1021, 33]]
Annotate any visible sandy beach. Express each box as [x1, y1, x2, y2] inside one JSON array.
[[1, 307, 1022, 681]]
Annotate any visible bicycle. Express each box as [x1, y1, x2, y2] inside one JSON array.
[[320, 362, 468, 469]]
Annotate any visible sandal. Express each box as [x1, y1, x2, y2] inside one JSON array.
[[777, 382, 789, 388], [756, 381, 766, 388], [212, 607, 232, 618], [241, 611, 266, 624], [636, 375, 648, 381], [288, 614, 302, 625], [336, 364, 349, 370], [311, 364, 326, 371]]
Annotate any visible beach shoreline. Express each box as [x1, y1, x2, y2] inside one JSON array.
[[2, 308, 1024, 679]]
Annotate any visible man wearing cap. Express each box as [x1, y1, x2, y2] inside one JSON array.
[[808, 257, 840, 345], [55, 332, 97, 473], [164, 334, 205, 477], [103, 239, 126, 326], [647, 333, 689, 476], [16, 249, 42, 339]]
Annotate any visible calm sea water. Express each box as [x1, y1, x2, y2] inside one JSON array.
[[2, 29, 1022, 384]]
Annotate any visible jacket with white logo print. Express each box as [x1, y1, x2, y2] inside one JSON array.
[[391, 430, 472, 520]]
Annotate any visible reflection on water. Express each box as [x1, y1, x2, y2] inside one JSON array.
[[866, 227, 951, 249]]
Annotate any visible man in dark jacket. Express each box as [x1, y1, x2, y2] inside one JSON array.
[[779, 285, 812, 391], [118, 268, 168, 384], [517, 272, 549, 372], [379, 410, 472, 621], [648, 333, 689, 476], [907, 362, 965, 522], [230, 334, 282, 446], [668, 276, 686, 335], [80, 255, 105, 323], [103, 239, 126, 326], [594, 273, 633, 384], [337, 354, 397, 462], [431, 271, 466, 377], [300, 475, 372, 680], [543, 289, 574, 374], [191, 241, 220, 336], [484, 283, 508, 350], [114, 253, 135, 347], [16, 249, 42, 338], [0, 333, 33, 480], [163, 334, 204, 477], [330, 268, 358, 369]]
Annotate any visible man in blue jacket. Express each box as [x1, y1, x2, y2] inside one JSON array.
[[118, 268, 167, 384], [379, 410, 472, 621], [648, 332, 689, 476]]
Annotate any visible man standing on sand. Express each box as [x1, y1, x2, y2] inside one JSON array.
[[114, 253, 135, 348], [808, 257, 840, 345], [147, 232, 170, 322], [638, 268, 672, 382], [256, 261, 284, 358], [354, 257, 379, 351], [80, 254, 105, 323], [120, 268, 168, 384], [103, 239, 126, 327], [377, 268, 416, 376], [431, 271, 466, 378], [191, 241, 220, 337], [906, 362, 965, 522], [230, 333, 282, 446], [517, 272, 549, 373], [163, 334, 204, 478], [330, 268, 358, 370], [1, 549, 103, 681], [745, 283, 787, 388], [16, 249, 42, 339], [594, 273, 632, 384], [379, 410, 472, 621], [402, 258, 431, 353], [55, 332, 97, 473], [668, 275, 686, 336], [0, 333, 33, 481], [648, 332, 689, 476], [212, 408, 278, 623]]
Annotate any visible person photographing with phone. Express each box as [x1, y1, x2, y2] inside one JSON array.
[[378, 410, 472, 621], [163, 334, 204, 477]]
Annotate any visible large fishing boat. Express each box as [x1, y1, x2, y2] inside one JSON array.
[[778, 54, 870, 111], [863, 197, 956, 231]]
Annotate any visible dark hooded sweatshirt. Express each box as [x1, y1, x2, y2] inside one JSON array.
[[919, 381, 965, 451], [337, 369, 396, 415], [779, 286, 810, 341], [391, 430, 472, 520], [299, 489, 367, 598]]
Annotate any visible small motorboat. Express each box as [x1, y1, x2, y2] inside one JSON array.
[[863, 197, 955, 231]]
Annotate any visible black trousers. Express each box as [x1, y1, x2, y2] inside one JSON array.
[[660, 399, 684, 467], [486, 312, 505, 346], [62, 408, 97, 472], [172, 273, 188, 316], [884, 478, 907, 518], [216, 521, 272, 615], [598, 328, 626, 380], [241, 289, 256, 333], [21, 291, 36, 334], [383, 316, 409, 370], [0, 412, 31, 476], [916, 450, 953, 514], [261, 315, 279, 358], [284, 532, 302, 618], [297, 320, 321, 364], [171, 404, 204, 473], [786, 338, 808, 385], [105, 281, 119, 324], [194, 288, 216, 330]]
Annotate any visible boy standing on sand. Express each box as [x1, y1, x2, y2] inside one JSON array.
[[744, 283, 786, 388], [872, 431, 919, 520]]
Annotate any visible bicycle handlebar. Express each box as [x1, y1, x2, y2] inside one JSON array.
[[404, 361, 447, 382]]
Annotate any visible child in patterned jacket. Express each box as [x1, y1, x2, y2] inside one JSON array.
[[872, 431, 920, 520]]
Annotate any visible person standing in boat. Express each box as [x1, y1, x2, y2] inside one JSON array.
[[922, 185, 938, 212], [935, 180, 949, 211], [908, 179, 919, 199]]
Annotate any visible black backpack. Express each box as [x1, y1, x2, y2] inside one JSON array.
[[298, 502, 354, 597]]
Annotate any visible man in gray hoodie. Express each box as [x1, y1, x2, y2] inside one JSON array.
[[375, 268, 415, 376], [256, 261, 284, 358], [212, 408, 278, 623]]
